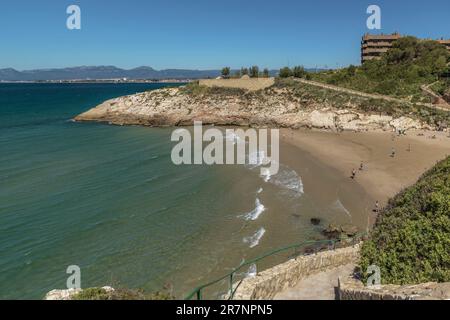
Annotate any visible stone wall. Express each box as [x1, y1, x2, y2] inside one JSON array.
[[339, 278, 450, 300], [233, 244, 361, 300], [199, 77, 275, 91]]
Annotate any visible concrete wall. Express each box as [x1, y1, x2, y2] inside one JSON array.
[[233, 244, 361, 300], [199, 77, 275, 91]]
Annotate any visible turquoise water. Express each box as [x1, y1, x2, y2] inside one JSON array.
[[0, 83, 368, 299]]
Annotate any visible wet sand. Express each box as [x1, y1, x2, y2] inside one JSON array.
[[281, 129, 450, 226]]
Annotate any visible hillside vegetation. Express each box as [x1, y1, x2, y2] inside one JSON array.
[[360, 156, 450, 284], [310, 37, 450, 103], [71, 287, 174, 300], [180, 79, 450, 128]]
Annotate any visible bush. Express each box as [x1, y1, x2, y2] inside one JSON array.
[[292, 66, 307, 78], [71, 287, 175, 300], [250, 66, 259, 78], [279, 67, 292, 78], [359, 156, 450, 285], [240, 67, 249, 76], [221, 67, 230, 78]]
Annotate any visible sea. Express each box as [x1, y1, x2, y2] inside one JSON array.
[[0, 83, 369, 299]]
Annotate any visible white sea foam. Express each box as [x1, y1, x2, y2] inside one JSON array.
[[243, 227, 266, 248], [244, 198, 265, 221], [268, 165, 304, 196], [246, 264, 257, 278], [260, 167, 272, 182], [223, 128, 303, 196], [246, 151, 303, 196], [257, 187, 263, 194]]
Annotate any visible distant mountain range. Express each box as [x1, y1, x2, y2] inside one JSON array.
[[0, 66, 224, 81], [0, 66, 323, 81]]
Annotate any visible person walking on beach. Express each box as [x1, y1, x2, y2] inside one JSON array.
[[374, 201, 379, 213], [351, 169, 356, 179], [359, 162, 364, 171], [391, 148, 396, 158]]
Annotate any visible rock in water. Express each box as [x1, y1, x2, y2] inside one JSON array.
[[322, 224, 341, 239]]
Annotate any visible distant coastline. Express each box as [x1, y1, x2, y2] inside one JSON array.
[[0, 79, 192, 84], [0, 66, 327, 82]]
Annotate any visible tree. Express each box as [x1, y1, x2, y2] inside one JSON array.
[[221, 67, 230, 78], [279, 67, 292, 78], [233, 70, 241, 78], [292, 66, 307, 78], [250, 66, 259, 78], [347, 65, 357, 76], [240, 67, 249, 76], [263, 68, 270, 78]]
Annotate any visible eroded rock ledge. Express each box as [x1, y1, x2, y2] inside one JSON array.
[[75, 86, 429, 132]]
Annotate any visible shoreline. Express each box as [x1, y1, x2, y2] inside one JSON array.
[[280, 128, 450, 225]]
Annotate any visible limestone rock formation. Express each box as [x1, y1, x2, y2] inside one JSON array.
[[75, 85, 429, 132]]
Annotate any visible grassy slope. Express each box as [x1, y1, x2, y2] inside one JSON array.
[[274, 78, 450, 126], [180, 79, 450, 127], [360, 156, 450, 284], [310, 37, 450, 103]]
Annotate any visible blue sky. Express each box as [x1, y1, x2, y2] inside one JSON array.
[[1, 0, 449, 70]]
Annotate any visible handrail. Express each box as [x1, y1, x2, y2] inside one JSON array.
[[184, 232, 367, 300]]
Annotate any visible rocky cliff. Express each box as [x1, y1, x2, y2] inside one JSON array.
[[75, 82, 433, 132]]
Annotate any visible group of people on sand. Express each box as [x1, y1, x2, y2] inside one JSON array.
[[350, 161, 365, 180], [351, 138, 413, 213]]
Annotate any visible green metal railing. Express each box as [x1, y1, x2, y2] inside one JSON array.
[[184, 232, 367, 300]]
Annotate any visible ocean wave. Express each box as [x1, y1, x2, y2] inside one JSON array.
[[243, 227, 266, 248], [247, 151, 304, 196], [243, 198, 266, 221], [246, 263, 257, 278], [222, 129, 304, 197], [260, 167, 272, 182], [269, 165, 304, 196]]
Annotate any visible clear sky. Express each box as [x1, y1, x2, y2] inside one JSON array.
[[1, 0, 449, 70]]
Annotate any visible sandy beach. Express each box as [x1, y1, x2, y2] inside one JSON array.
[[281, 128, 450, 226]]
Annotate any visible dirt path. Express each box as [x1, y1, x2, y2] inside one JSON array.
[[421, 82, 449, 107], [295, 78, 450, 111]]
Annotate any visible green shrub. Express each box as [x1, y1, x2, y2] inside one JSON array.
[[279, 67, 292, 78], [221, 67, 230, 78], [359, 156, 450, 284], [71, 287, 175, 300], [179, 82, 246, 97], [292, 66, 307, 78]]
